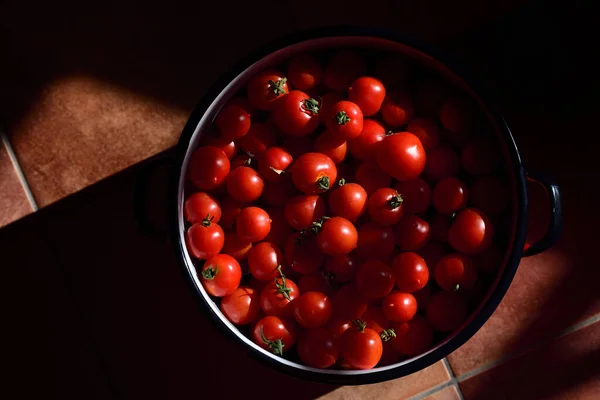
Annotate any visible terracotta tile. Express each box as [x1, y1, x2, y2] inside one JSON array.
[[0, 139, 33, 227], [422, 385, 462, 400], [460, 321, 600, 400], [319, 362, 450, 400]]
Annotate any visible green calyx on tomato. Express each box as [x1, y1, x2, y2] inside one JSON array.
[[337, 178, 346, 187], [351, 319, 368, 332], [380, 328, 396, 342], [308, 216, 331, 235], [385, 130, 395, 136], [201, 266, 218, 280], [336, 111, 351, 125], [268, 78, 288, 96], [388, 193, 404, 209], [316, 176, 331, 191], [260, 327, 285, 356], [274, 266, 292, 300], [302, 98, 320, 115], [201, 214, 215, 227]]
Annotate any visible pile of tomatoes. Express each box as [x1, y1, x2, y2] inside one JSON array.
[[184, 50, 508, 370]]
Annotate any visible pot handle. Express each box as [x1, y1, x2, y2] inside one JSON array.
[[523, 171, 563, 257]]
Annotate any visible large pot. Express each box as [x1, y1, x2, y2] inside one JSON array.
[[136, 27, 563, 385]]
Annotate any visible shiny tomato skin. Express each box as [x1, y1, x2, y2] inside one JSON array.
[[394, 177, 432, 215], [220, 286, 260, 325], [238, 122, 277, 156], [326, 101, 364, 141], [297, 327, 339, 368], [469, 176, 508, 215], [236, 207, 271, 243], [200, 254, 241, 297], [247, 69, 289, 111], [324, 253, 360, 283], [288, 53, 322, 90], [248, 242, 283, 281], [448, 208, 494, 254], [188, 146, 231, 190], [435, 253, 477, 291], [382, 292, 417, 323], [355, 158, 392, 195], [319, 92, 346, 125], [284, 195, 326, 231], [226, 166, 264, 203], [314, 131, 348, 164], [426, 291, 468, 332], [221, 232, 252, 261], [323, 51, 366, 92], [284, 233, 326, 275], [316, 217, 358, 257], [328, 182, 368, 223], [332, 284, 368, 320], [204, 135, 238, 159], [355, 260, 396, 299], [348, 119, 386, 160], [425, 146, 460, 181], [340, 325, 383, 370], [184, 192, 221, 225], [367, 188, 405, 226], [290, 152, 337, 194], [215, 103, 251, 142], [260, 276, 300, 318], [348, 77, 386, 117], [391, 252, 429, 293], [380, 90, 414, 127], [394, 215, 431, 251], [376, 132, 426, 181], [433, 177, 469, 215], [392, 315, 433, 356], [186, 221, 224, 260], [274, 90, 320, 136], [258, 147, 293, 183], [293, 292, 333, 328], [406, 117, 440, 152], [252, 316, 296, 354], [355, 223, 395, 262]]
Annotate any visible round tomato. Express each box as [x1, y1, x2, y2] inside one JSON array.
[[376, 132, 426, 181], [394, 178, 432, 214], [448, 208, 494, 254], [293, 292, 333, 328], [220, 286, 260, 325], [315, 217, 358, 256], [236, 207, 271, 243], [263, 207, 292, 246], [425, 146, 460, 181], [219, 198, 243, 229], [282, 135, 314, 159], [298, 273, 334, 297], [319, 92, 345, 125], [323, 51, 366, 92], [394, 215, 431, 251], [290, 152, 337, 194], [469, 176, 508, 215], [288, 53, 322, 90], [426, 291, 468, 332], [284, 194, 326, 231], [363, 306, 389, 334], [435, 253, 477, 291], [440, 96, 476, 135], [461, 138, 501, 175], [262, 179, 296, 207], [324, 253, 360, 283], [406, 117, 440, 152], [348, 119, 386, 160], [326, 101, 364, 141], [200, 254, 241, 297], [226, 166, 264, 203], [215, 103, 251, 141], [274, 90, 320, 136], [392, 252, 429, 293], [392, 315, 433, 356], [252, 316, 296, 355], [238, 122, 277, 156], [356, 260, 396, 299], [257, 147, 293, 183], [297, 327, 339, 368], [355, 223, 395, 262], [247, 69, 289, 111], [221, 232, 252, 261], [248, 242, 283, 281], [188, 146, 230, 190], [382, 292, 417, 323], [314, 131, 348, 164], [340, 320, 383, 370], [332, 284, 368, 320], [355, 158, 392, 195], [433, 177, 468, 215], [186, 218, 224, 260], [230, 153, 254, 170], [284, 233, 326, 275], [380, 90, 414, 127], [184, 192, 221, 225], [260, 270, 299, 318], [204, 135, 238, 159], [367, 188, 405, 226], [418, 241, 446, 274], [348, 77, 386, 117], [328, 181, 368, 223], [327, 319, 352, 339]]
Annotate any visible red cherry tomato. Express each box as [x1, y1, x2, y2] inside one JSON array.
[[440, 96, 476, 135], [367, 188, 405, 226], [230, 153, 254, 170], [247, 69, 289, 111], [260, 271, 300, 318], [325, 253, 360, 283], [382, 292, 417, 323], [284, 233, 326, 275], [221, 232, 252, 261], [220, 286, 260, 325], [355, 158, 392, 195], [215, 103, 251, 141], [199, 254, 241, 297], [252, 316, 296, 355], [226, 166, 264, 203], [392, 315, 433, 356], [355, 260, 396, 299], [426, 291, 468, 332], [380, 90, 414, 127], [355, 223, 395, 262], [348, 119, 386, 160], [348, 77, 386, 117], [325, 101, 364, 141], [184, 192, 221, 225], [319, 92, 345, 125], [470, 176, 508, 215], [315, 217, 358, 256], [297, 327, 339, 368], [340, 321, 383, 370], [262, 179, 296, 207], [288, 53, 322, 90], [298, 273, 334, 297], [238, 122, 277, 156], [258, 147, 293, 183], [282, 135, 314, 159], [204, 135, 238, 159], [323, 51, 366, 92], [425, 146, 460, 181], [376, 132, 426, 181], [394, 178, 432, 214], [293, 292, 333, 328], [435, 253, 477, 291], [394, 215, 431, 251], [274, 90, 320, 136], [248, 242, 283, 281], [290, 153, 337, 194], [362, 306, 389, 334], [284, 195, 326, 231], [219, 198, 243, 229], [406, 117, 440, 152], [236, 207, 271, 243], [332, 284, 368, 320], [314, 131, 348, 164], [188, 146, 231, 190], [461, 138, 502, 175], [328, 182, 368, 223], [448, 208, 494, 254], [433, 177, 469, 215], [392, 252, 429, 293], [264, 207, 292, 247], [186, 218, 225, 260]]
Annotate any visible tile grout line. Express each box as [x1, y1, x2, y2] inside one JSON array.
[[442, 357, 466, 400], [409, 358, 465, 400], [1, 130, 39, 211]]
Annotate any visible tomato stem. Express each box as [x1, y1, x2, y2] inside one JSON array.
[[275, 265, 292, 300], [201, 214, 214, 227], [316, 176, 331, 191], [260, 327, 285, 356], [388, 193, 404, 209], [302, 98, 320, 115], [309, 216, 330, 235], [351, 319, 367, 332], [385, 130, 396, 136], [335, 111, 351, 125], [380, 328, 396, 342], [268, 77, 287, 96], [337, 178, 346, 187], [201, 267, 218, 280]]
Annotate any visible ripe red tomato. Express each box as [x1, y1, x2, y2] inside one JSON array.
[[426, 291, 468, 332], [288, 53, 322, 90], [314, 131, 348, 164], [448, 208, 494, 254], [315, 217, 358, 256], [347, 119, 386, 160], [392, 315, 433, 356], [188, 146, 231, 190], [186, 218, 225, 260], [200, 254, 241, 297], [226, 166, 264, 203], [362, 306, 389, 334], [298, 273, 333, 297], [348, 77, 386, 117], [433, 177, 469, 215], [257, 147, 293, 183], [282, 135, 314, 159], [247, 69, 289, 111], [328, 182, 368, 223], [263, 207, 292, 246], [284, 195, 326, 231], [290, 153, 337, 194], [418, 241, 446, 274], [382, 292, 417, 323], [215, 103, 251, 141], [323, 51, 366, 92], [252, 316, 296, 355], [297, 327, 339, 368], [430, 213, 451, 242], [394, 215, 431, 251], [367, 188, 405, 226], [435, 253, 477, 291], [221, 232, 252, 261], [470, 176, 508, 215], [440, 96, 476, 135], [355, 158, 392, 195], [260, 271, 299, 318], [230, 153, 254, 170], [204, 135, 238, 159], [406, 118, 440, 151], [220, 286, 260, 325], [319, 92, 345, 125], [425, 146, 460, 181], [325, 253, 360, 283], [274, 90, 320, 136], [184, 192, 221, 225], [325, 101, 364, 141], [248, 242, 283, 281], [327, 319, 352, 339], [355, 223, 395, 262], [262, 179, 296, 207], [236, 207, 271, 243], [394, 178, 432, 214], [380, 90, 414, 127], [391, 252, 429, 293], [284, 233, 326, 275], [461, 138, 502, 175], [219, 198, 243, 229], [238, 122, 277, 156], [356, 260, 396, 299], [332, 284, 368, 320], [340, 320, 383, 370], [293, 292, 333, 328], [376, 132, 426, 181]]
